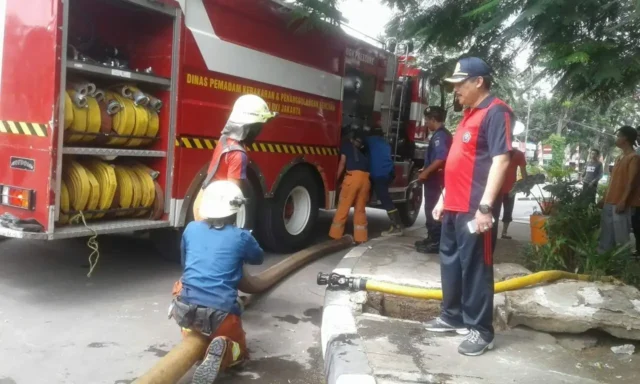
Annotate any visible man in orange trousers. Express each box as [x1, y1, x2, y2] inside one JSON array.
[[329, 131, 371, 243]]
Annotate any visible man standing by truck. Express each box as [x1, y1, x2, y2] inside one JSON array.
[[415, 106, 452, 254], [426, 57, 513, 357], [329, 130, 371, 244], [365, 127, 403, 237]]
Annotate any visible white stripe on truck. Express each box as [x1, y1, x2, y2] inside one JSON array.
[[0, 0, 7, 92], [178, 0, 343, 101]]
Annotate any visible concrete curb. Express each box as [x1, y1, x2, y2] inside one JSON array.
[[321, 239, 387, 384]]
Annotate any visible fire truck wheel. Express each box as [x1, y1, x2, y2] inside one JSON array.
[[258, 169, 319, 253], [187, 179, 258, 231], [397, 167, 423, 227]]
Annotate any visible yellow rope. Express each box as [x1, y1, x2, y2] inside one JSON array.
[[69, 211, 100, 278]]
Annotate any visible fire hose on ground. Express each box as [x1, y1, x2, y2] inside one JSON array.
[[133, 235, 354, 384], [316, 270, 621, 300]]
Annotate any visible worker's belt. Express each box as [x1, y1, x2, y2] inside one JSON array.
[[169, 297, 229, 337]]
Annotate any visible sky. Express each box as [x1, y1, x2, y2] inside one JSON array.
[[339, 1, 535, 75]]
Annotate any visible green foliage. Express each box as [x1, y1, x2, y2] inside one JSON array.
[[544, 134, 566, 169], [522, 178, 640, 287], [299, 0, 640, 102]]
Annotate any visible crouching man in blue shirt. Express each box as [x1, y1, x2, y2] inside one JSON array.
[[169, 180, 264, 384]]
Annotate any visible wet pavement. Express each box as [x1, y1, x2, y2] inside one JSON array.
[[0, 208, 392, 384]]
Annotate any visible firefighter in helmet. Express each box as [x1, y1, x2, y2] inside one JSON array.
[[329, 128, 371, 244], [193, 94, 278, 221], [170, 180, 264, 384]]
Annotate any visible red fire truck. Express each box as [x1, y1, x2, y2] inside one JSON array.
[[0, 0, 429, 253]]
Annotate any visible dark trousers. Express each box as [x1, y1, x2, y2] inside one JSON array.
[[633, 208, 640, 254], [424, 184, 443, 242], [439, 211, 495, 342], [581, 184, 597, 204], [372, 176, 395, 212]]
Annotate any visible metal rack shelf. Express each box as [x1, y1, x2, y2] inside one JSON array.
[[62, 147, 167, 157], [67, 60, 171, 87]]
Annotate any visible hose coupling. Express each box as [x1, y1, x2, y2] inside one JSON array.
[[317, 272, 366, 291], [148, 96, 163, 112], [106, 100, 122, 115], [71, 91, 88, 108], [133, 90, 150, 106]]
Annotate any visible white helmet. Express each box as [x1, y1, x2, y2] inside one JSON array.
[[198, 180, 245, 220], [228, 94, 278, 125]]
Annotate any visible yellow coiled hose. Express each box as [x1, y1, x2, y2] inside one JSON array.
[[57, 159, 158, 223], [83, 96, 102, 143], [59, 181, 70, 225], [64, 84, 161, 147], [108, 92, 136, 146], [83, 160, 118, 219], [64, 92, 74, 129], [67, 90, 88, 143]]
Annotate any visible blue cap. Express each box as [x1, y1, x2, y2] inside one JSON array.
[[444, 57, 493, 83]]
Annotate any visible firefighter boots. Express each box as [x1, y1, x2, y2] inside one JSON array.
[[192, 337, 228, 384], [381, 209, 404, 237]]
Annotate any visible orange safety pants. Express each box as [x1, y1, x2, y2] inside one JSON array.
[[329, 170, 371, 243], [172, 280, 248, 370]]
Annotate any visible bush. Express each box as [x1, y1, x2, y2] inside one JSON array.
[[523, 180, 640, 287]]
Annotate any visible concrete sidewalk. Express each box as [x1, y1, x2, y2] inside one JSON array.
[[321, 224, 639, 384]]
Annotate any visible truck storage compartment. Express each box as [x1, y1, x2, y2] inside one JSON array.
[[54, 0, 178, 236], [63, 0, 174, 150], [57, 156, 167, 231]]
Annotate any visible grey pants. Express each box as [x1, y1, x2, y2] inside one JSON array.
[[598, 203, 634, 253]]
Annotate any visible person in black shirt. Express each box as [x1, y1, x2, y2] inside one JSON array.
[[581, 149, 603, 203], [329, 130, 371, 244]]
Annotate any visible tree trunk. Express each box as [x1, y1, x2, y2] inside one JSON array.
[[556, 108, 569, 135]]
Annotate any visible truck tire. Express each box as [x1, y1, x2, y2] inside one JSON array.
[[398, 167, 423, 227], [258, 168, 319, 253], [187, 179, 258, 231]]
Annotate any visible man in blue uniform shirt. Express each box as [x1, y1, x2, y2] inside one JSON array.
[[365, 127, 403, 236], [415, 106, 452, 253]]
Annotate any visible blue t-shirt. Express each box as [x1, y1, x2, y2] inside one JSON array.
[[424, 126, 453, 186], [179, 221, 264, 315], [364, 136, 394, 178], [340, 140, 369, 172]]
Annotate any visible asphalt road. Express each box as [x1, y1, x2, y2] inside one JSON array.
[[0, 195, 534, 384], [0, 208, 394, 384]]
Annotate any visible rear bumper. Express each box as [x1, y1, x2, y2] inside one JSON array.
[[0, 226, 48, 239], [0, 219, 172, 240]]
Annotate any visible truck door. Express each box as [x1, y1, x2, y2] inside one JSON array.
[[0, 0, 61, 234]]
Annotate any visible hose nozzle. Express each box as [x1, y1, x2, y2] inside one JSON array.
[[317, 272, 366, 291]]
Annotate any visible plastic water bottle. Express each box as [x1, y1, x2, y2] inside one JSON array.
[[467, 217, 496, 233]]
